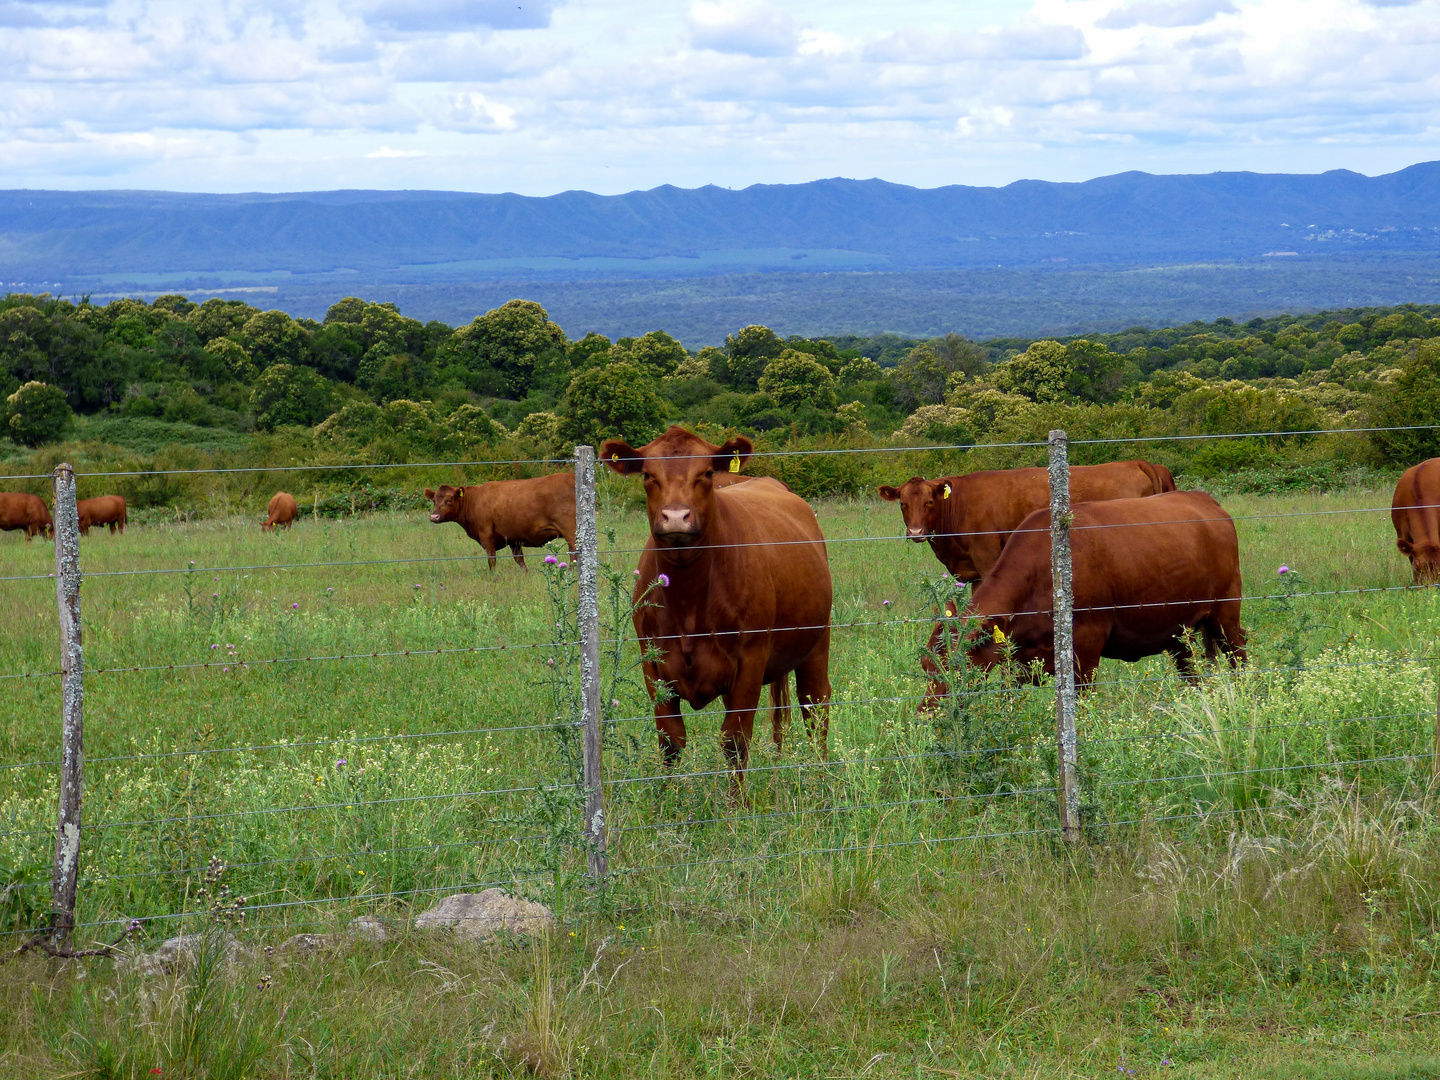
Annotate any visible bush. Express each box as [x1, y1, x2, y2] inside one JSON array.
[[4, 381, 73, 446], [1370, 340, 1440, 464], [559, 362, 666, 447], [758, 350, 837, 410], [251, 365, 338, 431]]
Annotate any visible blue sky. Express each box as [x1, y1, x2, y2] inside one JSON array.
[[1, 0, 1437, 193]]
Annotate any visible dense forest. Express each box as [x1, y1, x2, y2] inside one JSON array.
[[2, 290, 1438, 508]]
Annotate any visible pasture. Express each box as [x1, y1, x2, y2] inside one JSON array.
[[3, 479, 1440, 1079]]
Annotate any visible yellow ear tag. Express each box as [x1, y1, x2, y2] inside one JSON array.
[[993, 625, 1007, 644], [942, 483, 952, 499], [728, 453, 741, 473], [610, 453, 619, 463]]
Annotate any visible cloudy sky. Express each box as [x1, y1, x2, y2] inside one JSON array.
[[1, 0, 1437, 194]]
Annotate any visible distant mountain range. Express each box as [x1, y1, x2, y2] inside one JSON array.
[[4, 164, 1440, 340]]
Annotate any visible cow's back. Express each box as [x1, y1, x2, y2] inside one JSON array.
[[1393, 458, 1440, 579], [977, 490, 1240, 617], [464, 471, 575, 542], [936, 461, 1166, 581], [0, 492, 47, 531]]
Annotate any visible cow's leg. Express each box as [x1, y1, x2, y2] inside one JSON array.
[[1204, 603, 1248, 670], [511, 543, 526, 570], [766, 676, 791, 752], [794, 629, 832, 759], [918, 599, 959, 711], [720, 661, 768, 793], [654, 697, 687, 766], [1071, 623, 1108, 687]]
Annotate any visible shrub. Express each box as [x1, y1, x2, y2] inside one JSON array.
[[1370, 340, 1440, 464], [4, 381, 72, 446], [251, 365, 338, 431], [611, 330, 686, 379], [757, 350, 836, 409], [558, 362, 666, 447]]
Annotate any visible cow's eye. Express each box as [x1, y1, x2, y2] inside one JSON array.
[[704, 469, 714, 478]]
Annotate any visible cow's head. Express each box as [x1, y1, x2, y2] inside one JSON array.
[[878, 477, 952, 542], [601, 426, 752, 547], [1399, 535, 1440, 585], [425, 485, 465, 525]]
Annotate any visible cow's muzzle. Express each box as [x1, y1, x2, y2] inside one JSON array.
[[654, 507, 700, 541], [429, 513, 443, 523], [906, 527, 927, 542]]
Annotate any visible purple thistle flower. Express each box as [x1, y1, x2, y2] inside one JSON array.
[[882, 599, 891, 607], [336, 759, 347, 767], [222, 666, 229, 673], [633, 569, 640, 577], [326, 587, 333, 593], [292, 602, 299, 609], [210, 643, 219, 650], [658, 573, 670, 588], [558, 562, 568, 570], [544, 555, 558, 565], [1278, 565, 1290, 575], [413, 583, 421, 589], [212, 593, 219, 599]]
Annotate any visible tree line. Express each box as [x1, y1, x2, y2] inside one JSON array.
[[3, 292, 1439, 480]]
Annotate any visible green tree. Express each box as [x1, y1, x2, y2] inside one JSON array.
[[250, 364, 338, 430], [568, 332, 612, 370], [152, 294, 197, 316], [893, 343, 948, 409], [323, 297, 368, 325], [366, 353, 434, 404], [559, 361, 666, 446], [757, 349, 837, 409], [4, 381, 72, 446], [839, 355, 883, 384], [612, 330, 687, 379], [723, 325, 784, 390], [187, 298, 260, 344], [242, 310, 309, 370], [203, 338, 257, 384], [439, 299, 567, 398], [1370, 340, 1440, 463], [995, 340, 1072, 403]]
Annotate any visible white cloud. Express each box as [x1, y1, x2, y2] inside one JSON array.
[[1097, 0, 1237, 30], [437, 90, 517, 131], [0, 0, 1439, 193], [689, 2, 800, 57], [365, 0, 557, 33]]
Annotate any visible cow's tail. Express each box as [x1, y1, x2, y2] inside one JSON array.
[[767, 675, 792, 749]]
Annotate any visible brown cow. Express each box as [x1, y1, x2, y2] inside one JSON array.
[[0, 492, 52, 540], [878, 460, 1176, 584], [77, 495, 127, 535], [1392, 458, 1440, 584], [263, 492, 299, 532], [956, 491, 1246, 692], [425, 471, 577, 570], [602, 426, 832, 783]]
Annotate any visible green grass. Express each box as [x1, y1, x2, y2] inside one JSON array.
[[3, 483, 1440, 1078]]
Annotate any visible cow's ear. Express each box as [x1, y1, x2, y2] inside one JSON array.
[[424, 488, 435, 501], [878, 486, 901, 502], [712, 436, 753, 475], [601, 440, 644, 475]]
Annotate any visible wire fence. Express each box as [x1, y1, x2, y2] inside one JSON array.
[[2, 425, 1436, 953]]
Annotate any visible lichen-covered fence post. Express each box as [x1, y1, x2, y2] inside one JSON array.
[[574, 444, 608, 879], [1047, 431, 1081, 844], [50, 463, 85, 945]]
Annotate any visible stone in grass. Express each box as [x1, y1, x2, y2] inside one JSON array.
[[119, 932, 248, 976], [279, 917, 389, 954], [414, 890, 554, 942]]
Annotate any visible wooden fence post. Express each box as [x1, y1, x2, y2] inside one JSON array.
[[50, 463, 85, 945], [1048, 432, 1081, 844], [574, 445, 608, 879]]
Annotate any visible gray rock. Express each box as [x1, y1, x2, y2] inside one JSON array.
[[118, 932, 247, 976], [414, 890, 554, 942], [279, 932, 333, 953], [348, 915, 389, 942]]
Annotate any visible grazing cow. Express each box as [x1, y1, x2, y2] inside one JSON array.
[[263, 492, 299, 532], [77, 495, 127, 536], [878, 460, 1176, 584], [956, 491, 1246, 690], [0, 492, 52, 540], [1392, 458, 1440, 584], [425, 471, 577, 570], [602, 426, 832, 783]]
